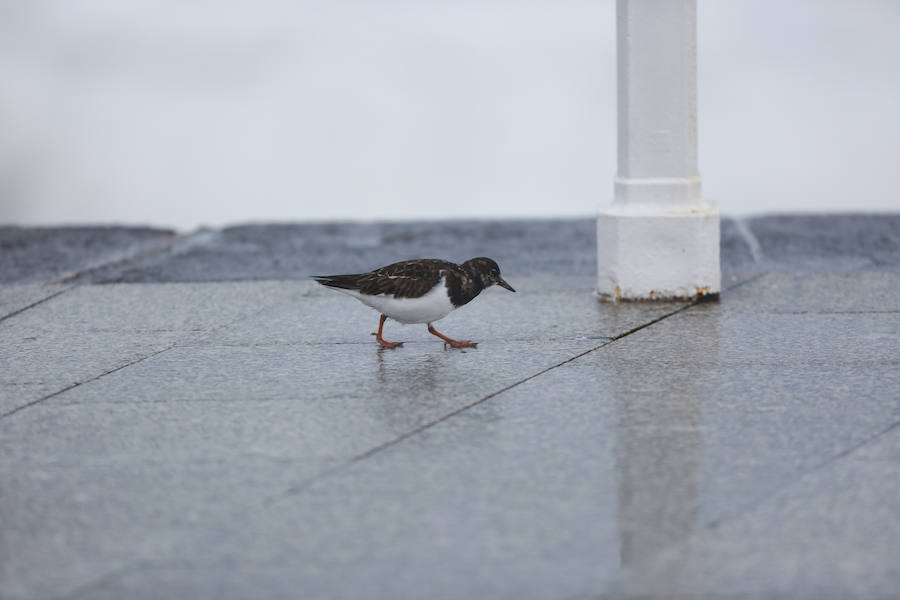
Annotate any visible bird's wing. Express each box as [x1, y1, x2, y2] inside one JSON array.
[[357, 259, 457, 298]]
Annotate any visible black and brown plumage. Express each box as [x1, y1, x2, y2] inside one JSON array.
[[313, 257, 515, 349]]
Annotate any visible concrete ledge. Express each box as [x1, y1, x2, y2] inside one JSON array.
[[1, 215, 898, 286], [0, 225, 175, 284]]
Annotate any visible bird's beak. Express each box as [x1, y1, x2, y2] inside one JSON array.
[[496, 278, 516, 292]]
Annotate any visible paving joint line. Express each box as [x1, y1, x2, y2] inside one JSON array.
[[0, 345, 177, 420], [1, 278, 288, 421], [707, 417, 900, 531], [274, 273, 767, 502], [0, 287, 74, 325], [824, 418, 900, 464], [275, 300, 702, 502]]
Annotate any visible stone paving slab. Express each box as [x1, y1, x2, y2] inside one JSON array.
[[618, 437, 900, 600], [0, 331, 177, 417], [150, 371, 624, 600], [721, 270, 900, 313], [0, 458, 303, 600], [1, 281, 297, 334], [0, 282, 308, 417]]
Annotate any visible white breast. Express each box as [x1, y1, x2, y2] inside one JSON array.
[[336, 277, 456, 324]]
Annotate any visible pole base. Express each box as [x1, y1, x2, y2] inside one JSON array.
[[597, 209, 721, 302]]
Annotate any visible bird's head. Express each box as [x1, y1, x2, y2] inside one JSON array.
[[462, 257, 515, 292]]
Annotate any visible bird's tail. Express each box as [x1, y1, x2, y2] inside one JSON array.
[[311, 274, 363, 290]]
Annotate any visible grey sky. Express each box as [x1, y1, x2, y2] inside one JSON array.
[[0, 0, 898, 230]]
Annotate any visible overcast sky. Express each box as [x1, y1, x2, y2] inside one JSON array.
[[1, 0, 898, 230]]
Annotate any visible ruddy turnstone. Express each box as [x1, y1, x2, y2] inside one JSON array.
[[313, 257, 515, 349]]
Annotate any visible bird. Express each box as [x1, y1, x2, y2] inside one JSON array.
[[313, 257, 515, 349]]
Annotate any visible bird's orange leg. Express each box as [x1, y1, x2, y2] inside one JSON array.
[[371, 314, 403, 348], [428, 324, 477, 349]]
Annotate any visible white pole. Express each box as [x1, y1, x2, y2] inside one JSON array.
[[598, 0, 720, 301]]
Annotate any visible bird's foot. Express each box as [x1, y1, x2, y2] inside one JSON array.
[[372, 332, 403, 349], [428, 325, 477, 349]]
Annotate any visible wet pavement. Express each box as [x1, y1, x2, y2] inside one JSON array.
[[1, 216, 899, 599]]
